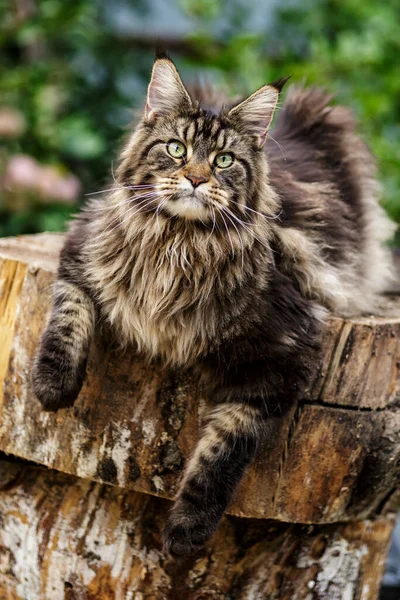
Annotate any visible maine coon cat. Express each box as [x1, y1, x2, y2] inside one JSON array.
[[32, 56, 395, 556]]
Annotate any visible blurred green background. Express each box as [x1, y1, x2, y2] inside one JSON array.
[[1, 0, 399, 241]]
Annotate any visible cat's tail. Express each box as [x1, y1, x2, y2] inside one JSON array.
[[274, 84, 397, 302], [274, 85, 354, 139]]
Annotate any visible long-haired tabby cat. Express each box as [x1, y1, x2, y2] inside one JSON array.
[[32, 56, 395, 556]]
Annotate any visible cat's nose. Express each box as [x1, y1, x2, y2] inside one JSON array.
[[185, 174, 209, 188]]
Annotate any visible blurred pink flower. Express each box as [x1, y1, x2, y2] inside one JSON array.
[[0, 107, 26, 138], [4, 155, 81, 205], [5, 155, 40, 188]]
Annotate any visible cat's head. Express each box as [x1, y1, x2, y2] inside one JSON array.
[[117, 57, 287, 225]]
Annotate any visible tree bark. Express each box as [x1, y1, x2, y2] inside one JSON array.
[[0, 458, 395, 600], [0, 234, 399, 599]]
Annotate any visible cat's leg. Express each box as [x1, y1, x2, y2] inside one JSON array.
[[163, 401, 270, 556], [32, 280, 95, 411]]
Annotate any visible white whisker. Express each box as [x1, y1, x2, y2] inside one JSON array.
[[229, 199, 282, 222], [223, 206, 273, 254], [85, 184, 155, 197], [87, 189, 160, 212], [105, 192, 162, 232], [154, 196, 170, 230], [84, 191, 159, 220], [206, 204, 217, 243], [268, 134, 286, 160], [222, 208, 245, 271], [111, 160, 117, 185], [106, 199, 158, 234], [219, 211, 235, 257]]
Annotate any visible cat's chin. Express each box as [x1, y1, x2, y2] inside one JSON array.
[[163, 196, 210, 221]]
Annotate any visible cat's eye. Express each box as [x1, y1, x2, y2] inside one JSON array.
[[214, 152, 234, 169], [167, 140, 186, 159]]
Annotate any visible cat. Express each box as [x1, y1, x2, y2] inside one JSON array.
[[32, 55, 395, 557]]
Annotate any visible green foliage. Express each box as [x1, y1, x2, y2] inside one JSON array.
[[1, 0, 399, 239], [274, 0, 400, 228]]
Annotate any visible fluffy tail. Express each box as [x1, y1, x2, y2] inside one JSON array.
[[274, 85, 357, 141], [271, 85, 396, 305]]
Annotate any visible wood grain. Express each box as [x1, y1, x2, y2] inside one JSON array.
[[0, 258, 27, 412], [0, 234, 399, 524], [0, 460, 395, 600]]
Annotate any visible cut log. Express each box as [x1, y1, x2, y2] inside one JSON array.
[[0, 459, 395, 600], [0, 234, 399, 524]]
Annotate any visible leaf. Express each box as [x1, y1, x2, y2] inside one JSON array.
[[56, 116, 106, 160]]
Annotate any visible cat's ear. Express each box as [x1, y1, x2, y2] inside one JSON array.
[[229, 77, 290, 146], [145, 58, 192, 122]]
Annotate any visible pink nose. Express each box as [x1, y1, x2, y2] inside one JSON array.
[[185, 174, 209, 188]]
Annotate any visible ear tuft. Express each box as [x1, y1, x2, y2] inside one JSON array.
[[229, 77, 289, 146], [145, 58, 192, 122], [154, 46, 169, 60], [269, 75, 291, 93]]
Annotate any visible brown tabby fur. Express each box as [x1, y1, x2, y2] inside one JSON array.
[[32, 56, 395, 556]]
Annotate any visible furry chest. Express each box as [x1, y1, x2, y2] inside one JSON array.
[[108, 299, 209, 367], [90, 235, 220, 366]]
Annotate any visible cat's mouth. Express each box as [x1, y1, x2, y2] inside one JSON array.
[[163, 192, 210, 221]]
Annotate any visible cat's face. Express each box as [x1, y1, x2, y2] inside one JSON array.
[[118, 58, 283, 225], [131, 110, 259, 222]]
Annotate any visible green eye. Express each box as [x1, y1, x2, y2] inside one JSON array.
[[214, 152, 234, 168], [167, 140, 186, 159]]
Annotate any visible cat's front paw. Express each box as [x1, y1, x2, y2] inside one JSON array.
[[163, 512, 212, 557], [31, 359, 84, 412]]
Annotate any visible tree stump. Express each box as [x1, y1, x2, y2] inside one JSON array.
[[0, 233, 399, 599]]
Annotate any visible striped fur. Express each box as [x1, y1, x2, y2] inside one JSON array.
[[32, 281, 95, 410], [164, 403, 264, 555], [32, 56, 395, 556]]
